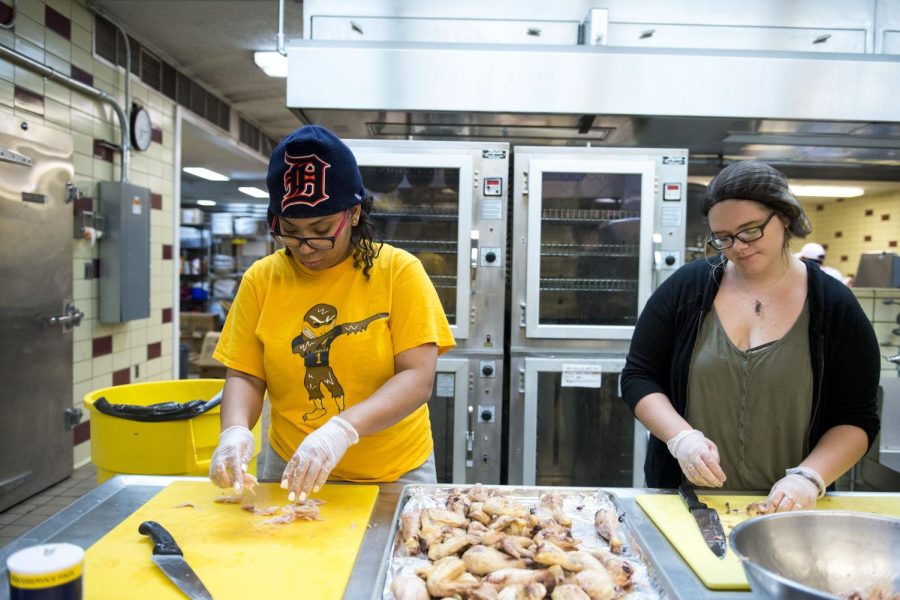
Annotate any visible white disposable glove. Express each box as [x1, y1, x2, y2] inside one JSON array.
[[282, 415, 359, 503], [666, 429, 727, 488], [209, 425, 255, 492], [766, 467, 824, 512]]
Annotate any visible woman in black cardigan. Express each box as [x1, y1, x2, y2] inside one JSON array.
[[621, 161, 880, 514]]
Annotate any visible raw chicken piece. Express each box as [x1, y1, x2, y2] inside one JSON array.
[[399, 510, 422, 555], [590, 547, 635, 589], [427, 534, 475, 561], [484, 498, 527, 519], [462, 544, 526, 575], [485, 565, 564, 589], [469, 502, 492, 525], [421, 556, 480, 597], [534, 541, 583, 572], [469, 582, 501, 600], [285, 502, 323, 521], [552, 583, 592, 600], [214, 473, 258, 503], [539, 492, 573, 527], [261, 513, 296, 525], [241, 504, 279, 516], [500, 534, 536, 559], [214, 495, 243, 504], [390, 574, 428, 600], [534, 528, 581, 551], [447, 492, 472, 518], [497, 582, 547, 600], [594, 508, 623, 553], [571, 567, 615, 600], [745, 501, 772, 517], [423, 508, 469, 528], [467, 483, 492, 502]]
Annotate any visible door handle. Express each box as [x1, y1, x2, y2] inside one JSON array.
[[48, 302, 84, 329]]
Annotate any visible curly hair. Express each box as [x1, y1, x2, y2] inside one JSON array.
[[349, 195, 382, 279]]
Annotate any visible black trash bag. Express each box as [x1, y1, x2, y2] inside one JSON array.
[[92, 391, 222, 422]]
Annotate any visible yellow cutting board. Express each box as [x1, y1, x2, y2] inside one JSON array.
[[84, 482, 379, 599], [635, 494, 900, 591]]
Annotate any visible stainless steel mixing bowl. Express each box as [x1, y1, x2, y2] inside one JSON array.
[[730, 511, 900, 599]]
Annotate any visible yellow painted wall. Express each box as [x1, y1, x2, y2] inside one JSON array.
[[796, 191, 900, 282]]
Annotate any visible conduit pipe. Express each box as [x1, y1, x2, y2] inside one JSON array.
[[0, 43, 130, 182]]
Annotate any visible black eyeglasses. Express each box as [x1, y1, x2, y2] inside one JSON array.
[[707, 212, 779, 250], [271, 210, 350, 250]]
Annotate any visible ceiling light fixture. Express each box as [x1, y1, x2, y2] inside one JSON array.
[[789, 185, 864, 198], [183, 167, 230, 181], [196, 199, 217, 207], [254, 51, 288, 78], [238, 186, 269, 198]]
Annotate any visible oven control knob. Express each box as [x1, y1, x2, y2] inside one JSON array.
[[484, 251, 497, 263], [481, 364, 494, 376], [665, 254, 676, 266], [481, 410, 493, 422]]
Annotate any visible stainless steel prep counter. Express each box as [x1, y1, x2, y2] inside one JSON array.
[[0, 476, 765, 599]]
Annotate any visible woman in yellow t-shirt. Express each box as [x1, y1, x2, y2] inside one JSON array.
[[208, 125, 455, 502]]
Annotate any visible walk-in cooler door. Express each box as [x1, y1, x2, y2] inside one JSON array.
[[512, 356, 648, 487], [430, 357, 470, 483], [353, 151, 474, 339], [525, 159, 656, 340]]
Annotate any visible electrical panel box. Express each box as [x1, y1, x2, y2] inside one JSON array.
[[99, 182, 151, 322]]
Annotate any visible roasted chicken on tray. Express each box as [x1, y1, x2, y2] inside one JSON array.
[[388, 484, 652, 600]]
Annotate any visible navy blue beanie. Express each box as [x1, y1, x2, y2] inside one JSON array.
[[266, 125, 365, 226]]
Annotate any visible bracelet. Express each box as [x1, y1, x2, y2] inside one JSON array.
[[785, 466, 826, 498]]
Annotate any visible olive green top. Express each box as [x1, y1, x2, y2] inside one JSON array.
[[686, 303, 812, 491]]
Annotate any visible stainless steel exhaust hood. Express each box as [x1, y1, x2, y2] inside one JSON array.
[[284, 1, 900, 177]]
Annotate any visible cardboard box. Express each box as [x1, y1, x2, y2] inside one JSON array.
[[193, 331, 226, 378], [180, 312, 218, 341]]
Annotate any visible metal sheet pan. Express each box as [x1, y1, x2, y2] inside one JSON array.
[[375, 484, 675, 599]]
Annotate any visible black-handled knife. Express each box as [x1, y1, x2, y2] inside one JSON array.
[[677, 483, 727, 559], [139, 521, 214, 599]]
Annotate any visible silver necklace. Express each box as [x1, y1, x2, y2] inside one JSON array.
[[731, 260, 790, 317]]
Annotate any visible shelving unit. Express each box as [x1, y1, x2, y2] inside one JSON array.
[[208, 218, 275, 309], [179, 221, 211, 312]]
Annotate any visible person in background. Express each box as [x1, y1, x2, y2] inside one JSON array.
[[796, 242, 846, 284], [621, 161, 880, 513], [207, 125, 455, 502]]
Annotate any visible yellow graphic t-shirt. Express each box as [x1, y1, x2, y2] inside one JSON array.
[[213, 244, 455, 482]]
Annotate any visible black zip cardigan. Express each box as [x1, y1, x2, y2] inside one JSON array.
[[621, 257, 881, 489]]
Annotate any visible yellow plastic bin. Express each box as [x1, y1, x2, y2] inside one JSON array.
[[83, 379, 262, 484]]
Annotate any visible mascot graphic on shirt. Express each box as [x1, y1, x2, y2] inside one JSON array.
[[291, 303, 388, 422]]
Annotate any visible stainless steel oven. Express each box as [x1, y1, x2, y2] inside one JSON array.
[[348, 140, 509, 483], [507, 146, 687, 487], [511, 146, 689, 347]]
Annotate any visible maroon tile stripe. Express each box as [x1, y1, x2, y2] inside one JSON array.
[[44, 6, 71, 40], [162, 244, 173, 260], [73, 421, 90, 445], [14, 85, 44, 116], [162, 307, 172, 323], [92, 335, 112, 357], [151, 192, 162, 210], [93, 139, 114, 162], [112, 368, 131, 386], [147, 341, 162, 360], [151, 127, 163, 144], [70, 64, 93, 87]]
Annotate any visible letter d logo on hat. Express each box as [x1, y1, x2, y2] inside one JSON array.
[[267, 125, 365, 224]]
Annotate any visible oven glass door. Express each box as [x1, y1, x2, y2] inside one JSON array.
[[526, 159, 655, 339], [356, 153, 473, 339], [522, 357, 646, 487], [429, 357, 470, 483]]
